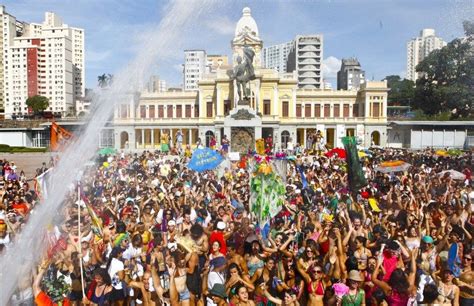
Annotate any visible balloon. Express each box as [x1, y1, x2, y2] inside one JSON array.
[[103, 162, 109, 168]]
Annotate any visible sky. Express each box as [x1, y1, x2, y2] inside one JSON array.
[[3, 0, 473, 88]]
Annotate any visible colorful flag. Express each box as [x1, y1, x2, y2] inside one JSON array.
[[188, 148, 224, 172], [80, 189, 103, 237], [34, 168, 52, 200], [342, 136, 367, 193], [50, 121, 73, 151]]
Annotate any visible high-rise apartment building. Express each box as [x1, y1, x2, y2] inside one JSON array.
[[337, 58, 365, 90], [183, 50, 206, 91], [406, 29, 446, 81], [262, 41, 293, 73], [286, 35, 323, 89], [0, 6, 84, 117], [146, 75, 167, 93], [205, 55, 228, 73]]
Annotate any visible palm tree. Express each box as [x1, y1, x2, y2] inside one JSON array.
[[107, 74, 114, 86], [98, 74, 108, 88]]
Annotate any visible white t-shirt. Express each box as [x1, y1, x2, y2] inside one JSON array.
[[108, 258, 125, 290], [122, 244, 142, 261], [206, 271, 225, 306]]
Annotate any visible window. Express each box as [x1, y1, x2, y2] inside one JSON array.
[[224, 100, 231, 116], [281, 131, 290, 148], [158, 105, 164, 118], [149, 105, 155, 118], [195, 104, 199, 117], [120, 105, 128, 118], [314, 104, 321, 117], [282, 101, 289, 117], [324, 104, 330, 117], [305, 104, 311, 117], [263, 99, 271, 115], [296, 104, 302, 117], [167, 105, 173, 118], [353, 104, 359, 117], [140, 105, 146, 118], [373, 103, 380, 118], [343, 104, 350, 117], [334, 104, 340, 117], [206, 101, 213, 117], [176, 105, 182, 118]]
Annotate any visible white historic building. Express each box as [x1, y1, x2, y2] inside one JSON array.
[[107, 7, 388, 152]]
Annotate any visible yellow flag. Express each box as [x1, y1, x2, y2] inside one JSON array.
[[256, 138, 265, 155], [368, 198, 381, 212]]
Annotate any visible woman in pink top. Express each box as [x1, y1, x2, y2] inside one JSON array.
[[372, 247, 418, 305]]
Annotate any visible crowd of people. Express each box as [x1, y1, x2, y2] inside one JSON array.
[[1, 142, 473, 306]]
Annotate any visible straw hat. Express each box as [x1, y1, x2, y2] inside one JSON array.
[[348, 270, 363, 282]]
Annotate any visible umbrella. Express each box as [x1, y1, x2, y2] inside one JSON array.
[[98, 147, 116, 155], [358, 151, 372, 158], [438, 170, 466, 180], [375, 160, 411, 173], [325, 148, 346, 159], [447, 149, 463, 156], [435, 150, 449, 157]]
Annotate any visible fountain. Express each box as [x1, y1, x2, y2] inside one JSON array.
[[0, 1, 220, 304]]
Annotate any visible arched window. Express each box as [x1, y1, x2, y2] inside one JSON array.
[[120, 131, 129, 149], [281, 131, 290, 149], [371, 131, 380, 146], [205, 131, 214, 147]]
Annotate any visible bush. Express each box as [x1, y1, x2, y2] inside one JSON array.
[[0, 144, 47, 153]]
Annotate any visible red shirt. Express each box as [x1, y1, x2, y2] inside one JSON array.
[[210, 231, 227, 255], [12, 202, 29, 215]]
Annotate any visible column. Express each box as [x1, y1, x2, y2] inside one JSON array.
[[273, 85, 278, 116], [151, 129, 154, 149], [129, 96, 135, 119], [292, 88, 297, 117], [216, 86, 222, 116], [141, 129, 145, 148], [188, 130, 192, 146], [170, 129, 174, 148], [303, 128, 307, 149]]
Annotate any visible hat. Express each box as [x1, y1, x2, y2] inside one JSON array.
[[422, 235, 434, 244], [348, 270, 363, 282], [168, 220, 176, 226], [217, 221, 226, 230], [210, 256, 227, 269], [209, 283, 227, 299]]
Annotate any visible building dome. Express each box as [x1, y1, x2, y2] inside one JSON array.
[[234, 7, 259, 39]]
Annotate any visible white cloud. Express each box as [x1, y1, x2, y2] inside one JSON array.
[[322, 56, 341, 79], [205, 16, 235, 35]]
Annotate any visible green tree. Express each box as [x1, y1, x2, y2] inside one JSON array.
[[384, 75, 415, 106], [414, 21, 474, 118], [26, 95, 49, 115]]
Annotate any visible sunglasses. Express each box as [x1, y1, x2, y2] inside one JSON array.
[[464, 257, 472, 261], [313, 270, 322, 274]]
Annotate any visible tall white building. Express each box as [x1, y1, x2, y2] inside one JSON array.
[[183, 50, 206, 91], [262, 41, 293, 73], [0, 7, 84, 117], [146, 75, 167, 93], [286, 35, 324, 89], [406, 29, 446, 81]]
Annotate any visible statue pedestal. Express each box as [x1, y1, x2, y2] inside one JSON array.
[[224, 105, 262, 154], [238, 98, 250, 106]]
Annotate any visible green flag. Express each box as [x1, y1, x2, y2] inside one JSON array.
[[342, 136, 367, 193]]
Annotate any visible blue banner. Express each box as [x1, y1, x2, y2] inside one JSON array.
[[188, 148, 224, 172]]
